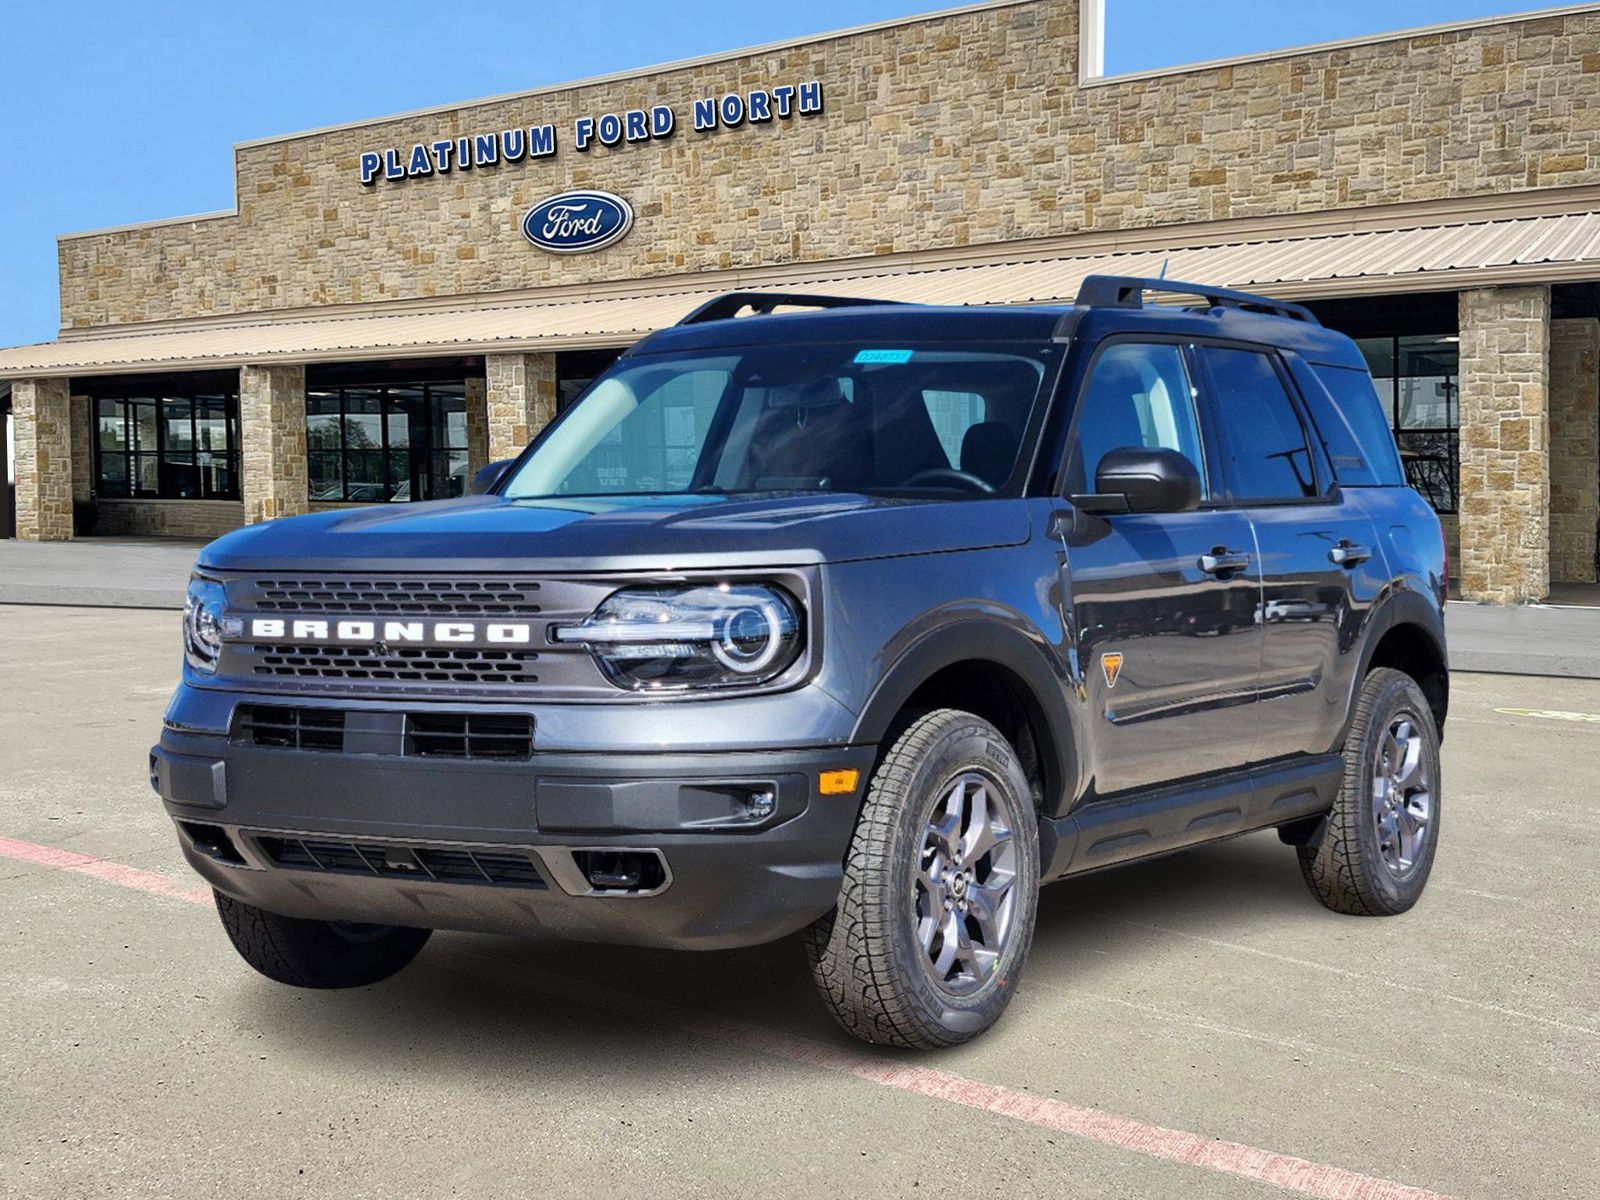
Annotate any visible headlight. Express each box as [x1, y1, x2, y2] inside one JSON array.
[[555, 584, 803, 690], [183, 576, 229, 674]]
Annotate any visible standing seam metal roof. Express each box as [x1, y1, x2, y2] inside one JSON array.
[[5, 209, 1600, 378]]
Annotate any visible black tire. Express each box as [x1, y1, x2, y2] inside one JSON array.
[[1298, 667, 1441, 916], [215, 892, 431, 989], [805, 709, 1040, 1049]]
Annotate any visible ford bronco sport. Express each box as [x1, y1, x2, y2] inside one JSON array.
[[154, 276, 1448, 1048]]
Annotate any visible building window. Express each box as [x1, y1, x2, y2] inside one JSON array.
[[556, 349, 624, 414], [307, 382, 468, 502], [95, 390, 240, 500], [1354, 335, 1459, 513]]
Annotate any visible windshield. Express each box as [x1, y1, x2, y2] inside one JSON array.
[[501, 341, 1058, 500]]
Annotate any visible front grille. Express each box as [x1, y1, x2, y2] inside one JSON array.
[[407, 713, 534, 760], [255, 834, 548, 889], [247, 644, 539, 686], [234, 704, 346, 751], [249, 577, 543, 617], [214, 572, 628, 701]]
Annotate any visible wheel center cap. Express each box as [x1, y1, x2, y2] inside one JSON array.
[[949, 872, 969, 900]]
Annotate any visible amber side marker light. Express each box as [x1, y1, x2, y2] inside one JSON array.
[[818, 769, 860, 796]]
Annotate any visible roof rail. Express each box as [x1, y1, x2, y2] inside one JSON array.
[[677, 291, 901, 325], [1074, 275, 1319, 324]]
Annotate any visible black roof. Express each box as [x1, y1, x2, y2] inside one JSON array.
[[634, 303, 1069, 355], [632, 292, 1367, 369]]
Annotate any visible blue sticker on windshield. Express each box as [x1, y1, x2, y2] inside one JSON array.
[[854, 349, 914, 364]]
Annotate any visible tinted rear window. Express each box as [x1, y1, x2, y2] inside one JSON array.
[[1200, 346, 1319, 501], [1304, 364, 1405, 487]]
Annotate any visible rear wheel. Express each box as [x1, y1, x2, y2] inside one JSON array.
[[1298, 667, 1441, 916], [215, 892, 431, 988], [805, 709, 1040, 1048]]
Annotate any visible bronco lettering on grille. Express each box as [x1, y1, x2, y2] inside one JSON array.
[[247, 618, 534, 645]]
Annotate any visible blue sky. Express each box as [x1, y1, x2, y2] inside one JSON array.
[[0, 0, 1554, 347]]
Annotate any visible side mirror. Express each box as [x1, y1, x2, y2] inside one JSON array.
[[1072, 447, 1201, 515], [470, 459, 515, 495]]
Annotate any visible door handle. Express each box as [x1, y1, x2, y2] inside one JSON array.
[[1329, 541, 1372, 567], [1199, 549, 1251, 576]]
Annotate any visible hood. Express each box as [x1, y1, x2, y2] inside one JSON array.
[[196, 491, 1033, 573]]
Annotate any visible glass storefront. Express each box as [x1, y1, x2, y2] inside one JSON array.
[[307, 381, 468, 502], [95, 388, 240, 500], [1354, 335, 1459, 512]]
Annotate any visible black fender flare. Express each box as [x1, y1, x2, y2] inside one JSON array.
[[1341, 584, 1449, 738], [848, 620, 1080, 817]]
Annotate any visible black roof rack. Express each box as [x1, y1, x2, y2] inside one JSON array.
[[1074, 275, 1319, 325], [677, 291, 902, 325]]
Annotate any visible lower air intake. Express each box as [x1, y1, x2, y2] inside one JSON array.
[[254, 834, 548, 889]]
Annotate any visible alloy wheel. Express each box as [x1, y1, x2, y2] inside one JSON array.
[[912, 771, 1019, 995], [1371, 715, 1434, 879]]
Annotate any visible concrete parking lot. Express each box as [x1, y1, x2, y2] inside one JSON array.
[[2, 605, 1596, 1200]]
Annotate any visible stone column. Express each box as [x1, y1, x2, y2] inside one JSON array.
[[464, 373, 490, 475], [485, 352, 557, 463], [12, 377, 74, 541], [240, 364, 308, 525], [1457, 286, 1552, 604], [70, 393, 94, 508], [1549, 318, 1599, 585]]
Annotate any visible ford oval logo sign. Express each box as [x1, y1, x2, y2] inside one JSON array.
[[521, 190, 634, 254]]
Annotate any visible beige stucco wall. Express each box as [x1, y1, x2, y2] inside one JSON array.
[[58, 1, 1600, 330]]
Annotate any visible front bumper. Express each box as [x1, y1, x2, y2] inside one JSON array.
[[153, 722, 875, 951]]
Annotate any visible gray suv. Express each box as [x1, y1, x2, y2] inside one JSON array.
[[153, 277, 1448, 1048]]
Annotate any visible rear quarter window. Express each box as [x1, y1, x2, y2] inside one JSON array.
[[1300, 362, 1405, 487]]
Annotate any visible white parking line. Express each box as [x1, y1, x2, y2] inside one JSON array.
[[1494, 707, 1600, 723], [2, 834, 1457, 1200]]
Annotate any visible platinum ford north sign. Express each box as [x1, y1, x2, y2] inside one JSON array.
[[358, 80, 824, 186]]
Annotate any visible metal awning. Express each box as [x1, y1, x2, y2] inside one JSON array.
[[7, 208, 1600, 379]]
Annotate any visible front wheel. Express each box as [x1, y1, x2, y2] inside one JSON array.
[[215, 892, 431, 988], [1298, 667, 1441, 916], [805, 709, 1040, 1048]]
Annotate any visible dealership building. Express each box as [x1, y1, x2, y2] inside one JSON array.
[[2, 0, 1599, 604]]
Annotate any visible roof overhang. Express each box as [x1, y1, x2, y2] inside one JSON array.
[[8, 206, 1600, 379]]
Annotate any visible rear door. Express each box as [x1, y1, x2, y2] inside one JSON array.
[[1194, 344, 1386, 762], [1055, 339, 1263, 796]]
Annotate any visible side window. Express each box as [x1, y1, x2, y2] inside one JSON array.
[[1200, 346, 1319, 501], [1071, 342, 1205, 493], [1303, 363, 1405, 487]]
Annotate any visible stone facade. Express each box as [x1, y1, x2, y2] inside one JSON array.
[[95, 499, 245, 539], [1550, 318, 1600, 584], [240, 364, 309, 525], [485, 353, 557, 463], [1458, 286, 1552, 605], [464, 374, 490, 477], [58, 2, 1600, 329], [70, 395, 93, 509], [12, 378, 74, 541]]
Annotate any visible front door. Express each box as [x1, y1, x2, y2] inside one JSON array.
[[1056, 340, 1263, 797]]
